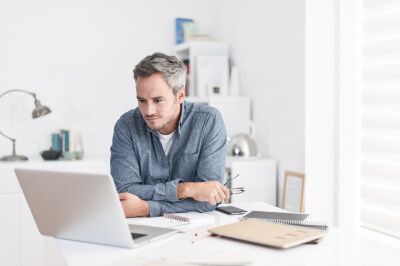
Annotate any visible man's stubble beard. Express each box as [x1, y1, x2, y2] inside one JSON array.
[[146, 100, 178, 132]]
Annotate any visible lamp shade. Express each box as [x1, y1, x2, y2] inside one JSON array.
[[32, 100, 51, 118]]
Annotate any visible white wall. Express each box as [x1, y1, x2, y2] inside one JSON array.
[[0, 0, 212, 158], [304, 0, 336, 224], [210, 0, 306, 206], [1, 0, 306, 209]]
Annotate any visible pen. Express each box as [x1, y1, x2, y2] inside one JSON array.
[[192, 233, 213, 244], [195, 225, 216, 236], [223, 174, 239, 186]]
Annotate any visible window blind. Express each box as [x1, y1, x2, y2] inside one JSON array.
[[361, 0, 400, 239]]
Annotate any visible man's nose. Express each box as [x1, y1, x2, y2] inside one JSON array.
[[144, 102, 155, 115]]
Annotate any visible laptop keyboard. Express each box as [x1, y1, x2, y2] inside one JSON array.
[[131, 233, 147, 240]]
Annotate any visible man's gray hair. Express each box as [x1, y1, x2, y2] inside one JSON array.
[[133, 52, 187, 95]]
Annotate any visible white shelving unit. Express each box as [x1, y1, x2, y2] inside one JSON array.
[[174, 41, 229, 99], [175, 41, 253, 137]]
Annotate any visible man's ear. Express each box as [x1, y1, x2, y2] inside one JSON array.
[[177, 87, 185, 103]]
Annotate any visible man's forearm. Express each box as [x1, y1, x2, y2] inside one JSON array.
[[125, 203, 149, 218], [177, 182, 193, 199], [135, 200, 150, 217], [177, 181, 230, 205], [120, 193, 150, 217]]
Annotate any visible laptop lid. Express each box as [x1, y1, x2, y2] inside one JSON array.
[[14, 168, 176, 248]]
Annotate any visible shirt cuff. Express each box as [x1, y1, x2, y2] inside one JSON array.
[[165, 179, 183, 203], [148, 200, 161, 217]]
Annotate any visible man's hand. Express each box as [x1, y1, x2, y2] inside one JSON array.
[[119, 192, 150, 218], [177, 181, 230, 205]]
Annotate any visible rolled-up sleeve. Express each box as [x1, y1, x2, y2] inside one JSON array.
[[148, 198, 216, 217]]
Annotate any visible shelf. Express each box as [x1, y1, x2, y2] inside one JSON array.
[[185, 96, 209, 104], [175, 41, 229, 53]]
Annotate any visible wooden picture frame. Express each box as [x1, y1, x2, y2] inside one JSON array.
[[282, 171, 306, 213]]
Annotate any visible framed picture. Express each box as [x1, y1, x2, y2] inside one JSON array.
[[282, 171, 306, 213]]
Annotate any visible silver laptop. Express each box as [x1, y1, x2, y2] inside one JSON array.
[[15, 168, 177, 248]]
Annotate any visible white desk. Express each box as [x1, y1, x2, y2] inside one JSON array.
[[51, 202, 400, 266]]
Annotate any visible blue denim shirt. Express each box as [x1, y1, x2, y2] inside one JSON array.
[[110, 100, 227, 217]]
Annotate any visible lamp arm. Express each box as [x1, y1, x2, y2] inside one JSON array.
[[0, 130, 15, 142], [0, 89, 37, 143], [0, 89, 36, 100]]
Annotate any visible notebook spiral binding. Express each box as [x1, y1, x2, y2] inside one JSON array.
[[241, 217, 328, 231], [162, 213, 190, 222]]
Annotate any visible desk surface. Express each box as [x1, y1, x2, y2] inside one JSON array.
[[52, 202, 400, 266]]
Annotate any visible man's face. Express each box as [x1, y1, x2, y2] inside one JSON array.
[[136, 73, 185, 135]]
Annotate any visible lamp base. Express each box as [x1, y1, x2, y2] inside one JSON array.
[[0, 154, 28, 161]]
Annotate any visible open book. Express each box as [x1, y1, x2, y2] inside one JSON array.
[[137, 212, 214, 228]]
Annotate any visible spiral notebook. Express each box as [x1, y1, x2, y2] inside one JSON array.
[[241, 211, 328, 231], [137, 212, 214, 228]]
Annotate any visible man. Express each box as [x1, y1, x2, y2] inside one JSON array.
[[111, 52, 229, 217]]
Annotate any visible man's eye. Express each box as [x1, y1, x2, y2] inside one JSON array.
[[155, 99, 162, 103], [138, 100, 145, 103]]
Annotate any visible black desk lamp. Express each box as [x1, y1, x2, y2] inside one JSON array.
[[0, 89, 51, 161]]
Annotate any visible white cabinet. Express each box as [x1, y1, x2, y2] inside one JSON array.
[[0, 158, 109, 266], [0, 196, 20, 266], [0, 166, 50, 266], [0, 167, 22, 266], [225, 157, 277, 206], [0, 168, 20, 194], [20, 196, 44, 266]]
